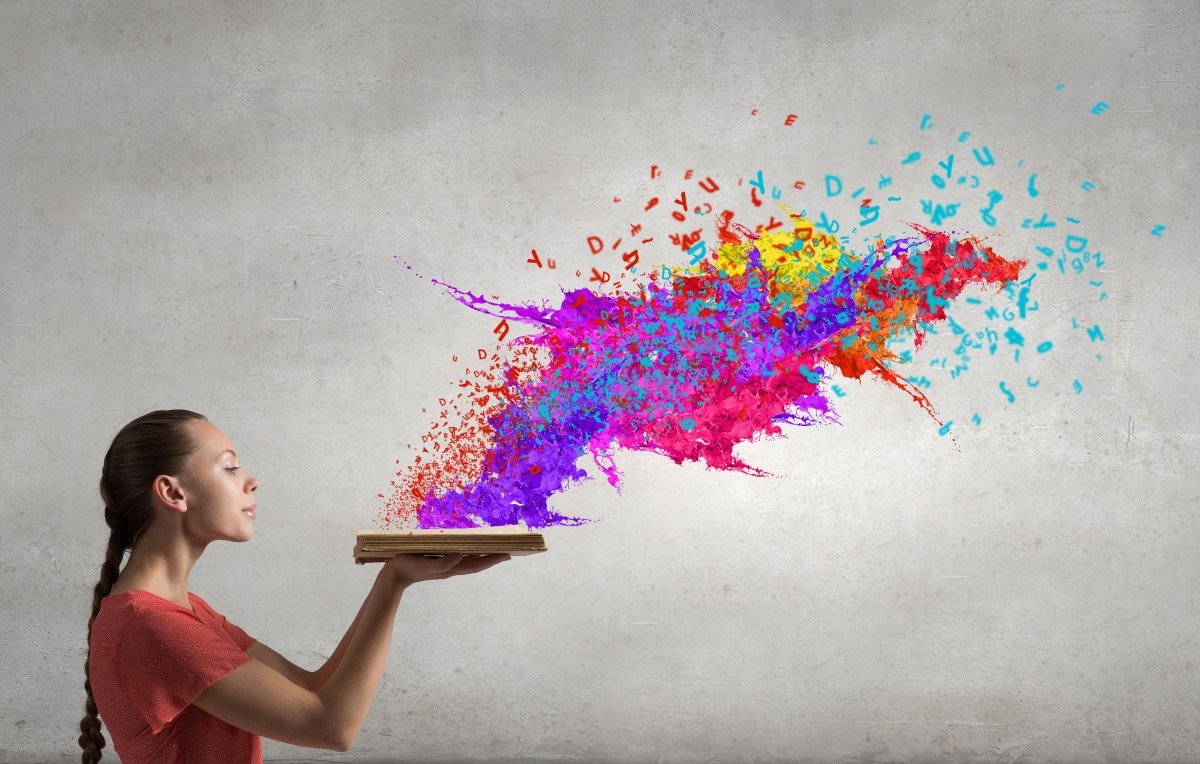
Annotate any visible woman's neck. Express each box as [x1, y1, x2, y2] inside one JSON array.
[[111, 528, 206, 609]]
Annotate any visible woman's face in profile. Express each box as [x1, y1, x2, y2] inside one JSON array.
[[179, 420, 260, 544]]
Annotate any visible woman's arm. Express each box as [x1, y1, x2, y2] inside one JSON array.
[[192, 553, 509, 751], [305, 577, 376, 691], [245, 642, 318, 690], [240, 579, 383, 692]]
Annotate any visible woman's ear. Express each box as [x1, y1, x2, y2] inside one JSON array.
[[151, 474, 188, 515]]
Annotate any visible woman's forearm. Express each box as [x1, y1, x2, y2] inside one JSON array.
[[314, 567, 407, 747], [309, 573, 377, 691]]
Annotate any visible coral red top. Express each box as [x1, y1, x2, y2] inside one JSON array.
[[89, 590, 261, 764]]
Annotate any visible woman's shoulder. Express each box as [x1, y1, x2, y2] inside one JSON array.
[[94, 591, 208, 649], [108, 588, 195, 610], [91, 591, 149, 647]]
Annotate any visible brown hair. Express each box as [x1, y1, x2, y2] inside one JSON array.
[[79, 409, 208, 764]]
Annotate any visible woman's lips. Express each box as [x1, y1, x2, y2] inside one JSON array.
[[243, 504, 256, 519]]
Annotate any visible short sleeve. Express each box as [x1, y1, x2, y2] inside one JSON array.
[[116, 607, 254, 734]]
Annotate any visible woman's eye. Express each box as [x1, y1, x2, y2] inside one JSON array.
[[226, 466, 241, 473]]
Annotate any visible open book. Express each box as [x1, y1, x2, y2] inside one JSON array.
[[355, 528, 547, 564]]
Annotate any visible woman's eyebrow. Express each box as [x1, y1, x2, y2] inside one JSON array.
[[219, 449, 238, 459]]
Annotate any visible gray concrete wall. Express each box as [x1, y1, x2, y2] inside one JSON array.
[[2, 1, 1197, 761]]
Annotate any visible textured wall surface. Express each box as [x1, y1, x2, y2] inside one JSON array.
[[2, 1, 1197, 762]]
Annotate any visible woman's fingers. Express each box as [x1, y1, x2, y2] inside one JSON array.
[[432, 553, 465, 570], [440, 553, 511, 578], [385, 552, 510, 584]]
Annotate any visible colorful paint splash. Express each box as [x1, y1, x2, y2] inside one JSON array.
[[378, 206, 1026, 529]]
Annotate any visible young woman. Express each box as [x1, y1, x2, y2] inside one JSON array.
[[79, 409, 510, 763]]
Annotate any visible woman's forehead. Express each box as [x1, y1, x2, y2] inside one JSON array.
[[191, 421, 236, 456]]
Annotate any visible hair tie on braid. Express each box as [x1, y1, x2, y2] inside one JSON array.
[[106, 505, 132, 538], [102, 504, 119, 532]]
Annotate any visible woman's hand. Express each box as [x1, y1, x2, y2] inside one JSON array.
[[382, 553, 510, 588]]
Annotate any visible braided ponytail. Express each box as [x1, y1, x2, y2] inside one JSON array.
[[79, 512, 129, 763], [79, 410, 207, 763]]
